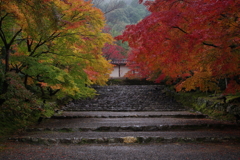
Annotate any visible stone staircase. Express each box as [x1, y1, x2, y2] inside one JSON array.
[[9, 85, 240, 145], [65, 85, 184, 111]]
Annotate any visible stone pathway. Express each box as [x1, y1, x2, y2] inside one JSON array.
[[2, 85, 240, 160], [8, 85, 240, 145], [65, 85, 184, 111]]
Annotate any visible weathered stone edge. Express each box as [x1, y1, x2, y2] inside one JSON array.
[[8, 136, 240, 145], [26, 124, 239, 132], [51, 114, 207, 119], [64, 109, 186, 112]]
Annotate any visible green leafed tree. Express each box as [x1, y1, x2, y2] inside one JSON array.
[[0, 0, 113, 134]]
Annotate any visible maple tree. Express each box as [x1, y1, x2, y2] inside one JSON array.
[[1, 0, 112, 98], [102, 25, 126, 63], [103, 43, 126, 60], [0, 0, 113, 130], [117, 0, 240, 94]]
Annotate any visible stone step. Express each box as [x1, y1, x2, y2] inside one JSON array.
[[64, 85, 185, 111], [9, 130, 240, 145], [26, 123, 239, 132], [64, 108, 186, 111], [52, 111, 207, 119], [33, 117, 238, 131]]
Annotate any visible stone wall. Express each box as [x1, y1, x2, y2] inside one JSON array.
[[174, 92, 240, 122], [197, 97, 240, 118]]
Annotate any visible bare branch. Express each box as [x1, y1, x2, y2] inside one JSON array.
[[172, 26, 188, 34], [104, 1, 126, 15], [202, 42, 219, 48]]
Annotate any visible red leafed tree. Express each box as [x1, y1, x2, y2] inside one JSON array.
[[116, 0, 240, 93], [102, 43, 126, 60], [102, 26, 126, 60]]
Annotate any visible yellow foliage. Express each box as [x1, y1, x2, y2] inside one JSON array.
[[176, 69, 220, 92], [84, 55, 113, 86], [2, 0, 113, 99], [26, 77, 34, 85], [122, 137, 137, 143], [50, 84, 62, 90]]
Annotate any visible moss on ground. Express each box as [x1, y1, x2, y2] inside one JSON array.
[[174, 91, 237, 122]]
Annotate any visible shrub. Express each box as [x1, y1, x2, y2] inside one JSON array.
[[0, 72, 42, 136]]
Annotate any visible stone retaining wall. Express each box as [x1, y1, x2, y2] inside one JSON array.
[[174, 92, 240, 122], [197, 97, 240, 119]]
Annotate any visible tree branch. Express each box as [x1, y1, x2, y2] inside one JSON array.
[[27, 37, 33, 52], [8, 29, 22, 47], [0, 13, 9, 47], [172, 26, 188, 34], [29, 32, 61, 57], [202, 42, 219, 48]]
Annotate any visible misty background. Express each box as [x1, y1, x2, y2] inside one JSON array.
[[91, 0, 150, 32], [87, 0, 150, 58]]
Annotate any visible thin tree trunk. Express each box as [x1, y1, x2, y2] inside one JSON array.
[[5, 49, 9, 73], [225, 78, 228, 89]]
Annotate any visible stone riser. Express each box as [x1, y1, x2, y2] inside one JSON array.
[[65, 109, 186, 111], [9, 136, 240, 145], [26, 124, 239, 132], [51, 115, 207, 119]]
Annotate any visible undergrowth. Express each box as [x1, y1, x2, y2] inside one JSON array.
[[174, 91, 237, 122]]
